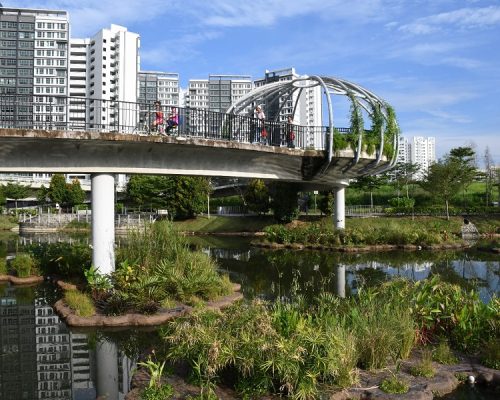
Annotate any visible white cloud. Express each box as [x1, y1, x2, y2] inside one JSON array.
[[4, 0, 171, 36], [398, 6, 500, 35]]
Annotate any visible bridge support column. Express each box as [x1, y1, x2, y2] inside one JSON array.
[[333, 183, 347, 229], [95, 339, 119, 399], [91, 173, 115, 274], [336, 264, 346, 298]]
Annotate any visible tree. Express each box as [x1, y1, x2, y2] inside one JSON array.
[[48, 174, 68, 205], [3, 182, 30, 210], [126, 175, 211, 219], [36, 185, 49, 206], [65, 179, 86, 208], [0, 185, 5, 208], [351, 174, 387, 208], [269, 182, 300, 223], [243, 179, 270, 215], [484, 147, 494, 206], [448, 146, 476, 207], [318, 191, 334, 216], [391, 162, 420, 198], [420, 158, 462, 220]]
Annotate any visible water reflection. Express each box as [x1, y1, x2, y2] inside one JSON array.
[[0, 284, 134, 400], [1, 234, 498, 399], [193, 238, 499, 302]]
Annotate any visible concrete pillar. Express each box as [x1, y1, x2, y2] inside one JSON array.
[[336, 264, 346, 298], [91, 173, 115, 274], [334, 185, 346, 229], [95, 340, 119, 399]]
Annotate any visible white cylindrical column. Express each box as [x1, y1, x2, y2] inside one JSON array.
[[336, 264, 346, 298], [91, 173, 115, 274], [334, 186, 346, 229], [95, 340, 119, 399]]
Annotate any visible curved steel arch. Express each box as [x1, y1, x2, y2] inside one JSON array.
[[227, 75, 399, 176]]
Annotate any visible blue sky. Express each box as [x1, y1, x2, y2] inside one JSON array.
[[9, 0, 500, 163]]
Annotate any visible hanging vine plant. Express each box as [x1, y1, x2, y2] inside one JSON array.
[[383, 104, 399, 159], [366, 103, 383, 156], [348, 91, 364, 153], [333, 128, 348, 153]]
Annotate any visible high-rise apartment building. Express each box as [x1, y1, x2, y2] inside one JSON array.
[[185, 74, 252, 111], [138, 71, 179, 106], [254, 67, 322, 148], [397, 136, 436, 179], [0, 6, 69, 128], [68, 38, 89, 128], [84, 24, 140, 130], [186, 78, 208, 108]]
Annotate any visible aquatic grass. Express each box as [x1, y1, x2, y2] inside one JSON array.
[[410, 349, 435, 378], [263, 216, 458, 247], [160, 277, 496, 398], [112, 221, 233, 312], [379, 375, 409, 394], [64, 289, 95, 317], [10, 253, 37, 278]]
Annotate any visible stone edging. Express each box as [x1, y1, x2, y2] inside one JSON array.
[[253, 241, 469, 252], [53, 283, 243, 327], [0, 274, 44, 285]]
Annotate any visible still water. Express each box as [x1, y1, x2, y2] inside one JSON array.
[[1, 234, 498, 399]]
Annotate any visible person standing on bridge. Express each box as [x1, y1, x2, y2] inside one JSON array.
[[151, 101, 164, 134], [255, 105, 267, 145], [286, 115, 296, 148]]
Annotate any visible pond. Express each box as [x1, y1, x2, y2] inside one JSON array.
[[1, 234, 498, 399]]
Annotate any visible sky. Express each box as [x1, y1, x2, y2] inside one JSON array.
[[7, 0, 500, 164]]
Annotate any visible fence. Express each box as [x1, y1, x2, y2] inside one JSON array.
[[0, 94, 348, 150]]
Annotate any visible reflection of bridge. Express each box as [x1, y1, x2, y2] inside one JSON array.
[[0, 75, 399, 274]]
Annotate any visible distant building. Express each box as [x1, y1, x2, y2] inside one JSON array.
[[185, 74, 252, 111], [68, 38, 90, 129], [254, 67, 322, 148], [138, 71, 179, 107], [397, 136, 436, 179], [0, 6, 69, 128]]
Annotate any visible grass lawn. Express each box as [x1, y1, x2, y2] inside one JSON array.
[[173, 215, 275, 233]]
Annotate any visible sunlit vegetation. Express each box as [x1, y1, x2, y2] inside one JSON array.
[[64, 289, 95, 317], [159, 276, 498, 399]]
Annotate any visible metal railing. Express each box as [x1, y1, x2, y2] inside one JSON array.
[[0, 94, 348, 150]]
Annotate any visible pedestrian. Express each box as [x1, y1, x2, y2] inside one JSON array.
[[286, 115, 296, 148], [255, 105, 267, 144], [165, 107, 179, 133], [151, 101, 164, 133]]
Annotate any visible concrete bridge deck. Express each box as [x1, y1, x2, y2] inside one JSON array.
[[0, 128, 388, 189]]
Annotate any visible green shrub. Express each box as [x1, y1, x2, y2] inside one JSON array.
[[28, 242, 91, 279], [0, 258, 7, 275], [480, 338, 500, 369], [64, 290, 95, 317], [411, 276, 497, 352], [10, 253, 36, 278], [141, 384, 173, 400]]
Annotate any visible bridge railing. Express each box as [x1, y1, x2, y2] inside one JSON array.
[[0, 94, 351, 151]]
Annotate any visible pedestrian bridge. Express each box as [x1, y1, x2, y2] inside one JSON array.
[[0, 75, 399, 274]]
